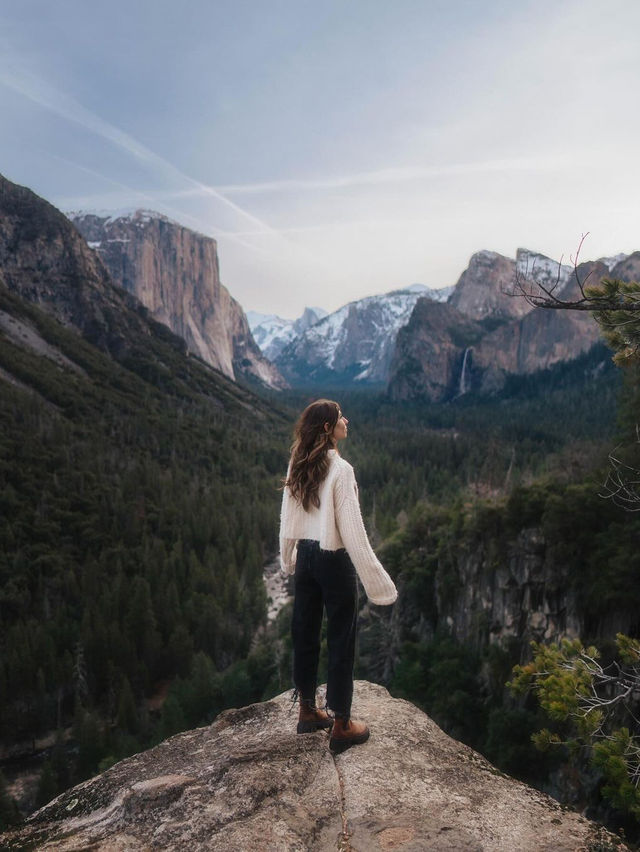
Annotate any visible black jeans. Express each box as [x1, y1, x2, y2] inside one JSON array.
[[291, 540, 359, 717]]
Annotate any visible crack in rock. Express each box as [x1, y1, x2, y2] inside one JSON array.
[[330, 751, 353, 852]]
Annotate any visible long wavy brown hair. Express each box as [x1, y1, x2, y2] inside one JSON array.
[[286, 399, 340, 510]]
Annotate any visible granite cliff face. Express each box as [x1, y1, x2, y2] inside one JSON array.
[[425, 525, 582, 652], [389, 249, 613, 401], [0, 174, 154, 358], [2, 682, 621, 852], [70, 210, 284, 388], [448, 250, 532, 321], [609, 250, 640, 284], [388, 300, 484, 402], [468, 269, 605, 394]]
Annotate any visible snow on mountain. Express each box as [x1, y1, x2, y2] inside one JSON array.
[[275, 286, 429, 386], [247, 306, 327, 361], [425, 284, 455, 302], [516, 248, 572, 294], [599, 253, 628, 271], [67, 208, 180, 229]]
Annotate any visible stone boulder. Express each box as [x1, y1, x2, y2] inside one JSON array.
[[2, 682, 626, 851]]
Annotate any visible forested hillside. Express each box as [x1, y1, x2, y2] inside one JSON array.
[[0, 171, 630, 836], [348, 353, 640, 835], [0, 280, 289, 815]]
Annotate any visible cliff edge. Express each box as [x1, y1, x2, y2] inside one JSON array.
[[70, 210, 285, 389], [1, 682, 625, 851]]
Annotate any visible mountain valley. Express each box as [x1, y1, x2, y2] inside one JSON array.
[[1, 171, 638, 840]]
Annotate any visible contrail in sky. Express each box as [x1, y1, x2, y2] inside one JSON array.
[[49, 154, 269, 255], [0, 63, 276, 237], [0, 61, 345, 277], [212, 157, 565, 196]]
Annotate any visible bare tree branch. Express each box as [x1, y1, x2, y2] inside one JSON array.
[[504, 233, 640, 312]]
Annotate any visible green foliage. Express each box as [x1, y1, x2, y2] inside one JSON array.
[[35, 760, 60, 809], [510, 639, 602, 733], [593, 729, 640, 818], [585, 278, 640, 366], [0, 284, 289, 793], [509, 634, 640, 822], [0, 770, 21, 830], [391, 635, 485, 746]]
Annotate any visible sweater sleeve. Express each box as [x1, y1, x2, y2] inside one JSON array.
[[334, 464, 397, 606], [279, 472, 297, 574]]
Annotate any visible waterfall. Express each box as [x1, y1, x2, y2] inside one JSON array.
[[458, 347, 471, 396]]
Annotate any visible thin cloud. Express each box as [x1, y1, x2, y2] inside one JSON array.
[[49, 154, 261, 247], [226, 217, 441, 237], [0, 64, 275, 236], [0, 64, 343, 276], [213, 156, 566, 196]]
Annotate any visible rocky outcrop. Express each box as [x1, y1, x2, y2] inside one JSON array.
[[71, 210, 285, 388], [388, 300, 484, 402], [1, 682, 622, 852], [609, 251, 640, 284], [448, 250, 532, 321], [0, 174, 155, 358], [388, 250, 609, 401]]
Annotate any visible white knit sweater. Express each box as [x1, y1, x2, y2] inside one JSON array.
[[279, 450, 397, 606]]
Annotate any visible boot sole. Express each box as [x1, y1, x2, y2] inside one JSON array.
[[297, 720, 334, 734], [329, 730, 370, 753]]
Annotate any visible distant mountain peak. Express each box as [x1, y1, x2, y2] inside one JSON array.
[[599, 252, 628, 271], [273, 286, 428, 386], [247, 306, 327, 362], [70, 210, 284, 388], [449, 250, 530, 321], [515, 248, 572, 292], [68, 208, 177, 227]]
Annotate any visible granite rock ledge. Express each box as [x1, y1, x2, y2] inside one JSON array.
[[1, 682, 626, 851]]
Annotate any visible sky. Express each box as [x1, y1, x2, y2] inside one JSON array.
[[1, 0, 640, 318]]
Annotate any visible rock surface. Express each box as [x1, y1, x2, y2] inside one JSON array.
[[275, 285, 447, 387], [2, 682, 625, 851], [0, 174, 154, 358], [388, 249, 608, 401], [448, 250, 531, 321], [388, 300, 484, 402], [609, 251, 640, 284], [71, 210, 285, 388]]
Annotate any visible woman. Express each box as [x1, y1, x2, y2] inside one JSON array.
[[279, 399, 397, 752]]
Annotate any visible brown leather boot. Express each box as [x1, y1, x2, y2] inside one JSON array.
[[329, 716, 370, 753], [297, 698, 334, 734]]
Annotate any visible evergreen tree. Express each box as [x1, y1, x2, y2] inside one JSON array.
[[35, 760, 59, 809], [0, 770, 21, 830], [116, 677, 138, 735], [156, 694, 187, 741]]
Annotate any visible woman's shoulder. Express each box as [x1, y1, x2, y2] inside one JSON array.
[[328, 451, 355, 478]]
